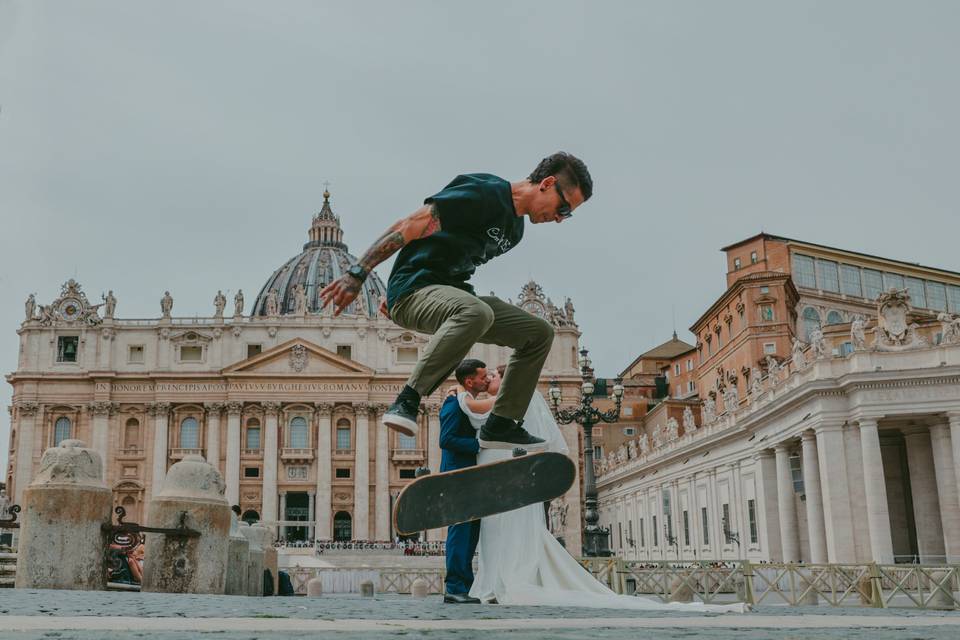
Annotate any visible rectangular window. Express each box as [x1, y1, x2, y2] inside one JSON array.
[[623, 427, 636, 436], [652, 515, 659, 546], [398, 433, 417, 449], [839, 341, 854, 357], [56, 336, 79, 363], [688, 380, 696, 393], [789, 454, 804, 493], [623, 407, 634, 416], [639, 517, 645, 547], [686, 359, 693, 372], [927, 281, 947, 311], [759, 285, 769, 294], [674, 363, 681, 376], [247, 344, 262, 358], [619, 522, 623, 549], [904, 277, 927, 309], [180, 345, 202, 362], [335, 468, 351, 479], [763, 342, 777, 354], [948, 285, 960, 313], [336, 345, 352, 360], [722, 503, 731, 542], [839, 264, 862, 297], [243, 467, 260, 478], [701, 507, 710, 545], [750, 251, 758, 264], [748, 499, 758, 544], [246, 427, 261, 450], [399, 468, 416, 479], [792, 254, 817, 289], [336, 427, 351, 450], [816, 259, 840, 293], [128, 345, 145, 363], [397, 347, 418, 363], [761, 305, 774, 321], [593, 445, 603, 459], [863, 269, 884, 300], [882, 272, 905, 293], [734, 257, 742, 270], [682, 510, 690, 546]]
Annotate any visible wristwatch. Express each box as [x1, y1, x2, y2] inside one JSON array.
[[346, 264, 368, 283]]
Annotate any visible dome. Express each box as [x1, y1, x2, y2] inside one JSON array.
[[252, 191, 387, 318]]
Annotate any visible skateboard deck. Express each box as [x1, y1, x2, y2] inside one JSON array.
[[392, 451, 575, 535]]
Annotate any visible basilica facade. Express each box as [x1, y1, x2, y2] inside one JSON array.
[[6, 192, 585, 549]]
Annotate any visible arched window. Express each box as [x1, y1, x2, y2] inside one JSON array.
[[241, 509, 260, 524], [289, 416, 308, 449], [246, 418, 261, 450], [825, 310, 844, 325], [802, 307, 821, 341], [124, 418, 140, 448], [180, 417, 199, 449], [333, 511, 352, 541], [54, 417, 72, 445], [336, 418, 351, 450]]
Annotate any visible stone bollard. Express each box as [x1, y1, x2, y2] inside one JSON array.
[[669, 576, 695, 603], [15, 440, 112, 590], [360, 579, 375, 597], [254, 524, 277, 596], [239, 522, 264, 597], [410, 577, 429, 598], [142, 455, 231, 594], [306, 576, 323, 597], [225, 511, 250, 595]]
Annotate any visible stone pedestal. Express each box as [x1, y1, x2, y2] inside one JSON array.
[[239, 522, 264, 597], [225, 512, 249, 595], [410, 577, 429, 598], [142, 455, 231, 594], [15, 440, 112, 590]]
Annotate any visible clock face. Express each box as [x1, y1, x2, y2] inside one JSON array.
[[522, 301, 546, 318], [58, 298, 83, 322]]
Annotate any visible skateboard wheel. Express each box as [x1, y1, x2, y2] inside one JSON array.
[[414, 467, 431, 477], [512, 447, 527, 457]]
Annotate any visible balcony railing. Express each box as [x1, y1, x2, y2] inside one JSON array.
[[169, 448, 203, 460], [281, 448, 314, 462], [333, 448, 354, 457], [391, 448, 426, 462], [118, 447, 144, 458], [242, 448, 263, 458]]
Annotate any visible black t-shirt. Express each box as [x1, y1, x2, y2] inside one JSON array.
[[386, 173, 524, 309]]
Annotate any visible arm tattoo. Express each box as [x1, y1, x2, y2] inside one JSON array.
[[358, 230, 405, 272], [418, 203, 442, 239], [356, 205, 441, 273]]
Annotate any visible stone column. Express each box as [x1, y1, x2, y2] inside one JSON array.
[[148, 402, 171, 498], [307, 490, 316, 541], [801, 430, 828, 563], [949, 412, 960, 518], [774, 443, 800, 562], [815, 423, 856, 563], [279, 491, 287, 540], [426, 404, 443, 541], [204, 403, 223, 472], [315, 403, 333, 540], [755, 448, 782, 561], [374, 404, 391, 541], [353, 403, 370, 540], [13, 403, 39, 504], [262, 402, 280, 525], [224, 402, 243, 506], [88, 401, 116, 462], [858, 418, 894, 563], [929, 422, 960, 561], [903, 426, 945, 561]]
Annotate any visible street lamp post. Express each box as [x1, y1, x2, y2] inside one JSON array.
[[549, 348, 624, 557]]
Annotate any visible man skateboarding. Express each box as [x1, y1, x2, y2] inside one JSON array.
[[319, 152, 593, 449]]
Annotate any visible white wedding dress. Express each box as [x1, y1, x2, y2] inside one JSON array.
[[458, 391, 747, 613]]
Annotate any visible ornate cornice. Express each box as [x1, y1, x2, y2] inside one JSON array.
[[16, 402, 39, 417], [88, 401, 119, 416], [261, 401, 282, 414], [314, 403, 333, 416], [145, 401, 171, 417], [225, 401, 244, 416], [204, 402, 225, 416]]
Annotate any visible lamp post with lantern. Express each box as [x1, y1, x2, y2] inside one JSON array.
[[549, 348, 624, 557]]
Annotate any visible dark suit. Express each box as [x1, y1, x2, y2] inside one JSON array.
[[439, 394, 481, 595]]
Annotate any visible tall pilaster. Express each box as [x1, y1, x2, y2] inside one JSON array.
[[801, 430, 828, 563], [426, 404, 442, 541], [147, 402, 171, 497], [13, 403, 39, 504], [307, 490, 316, 541], [949, 413, 960, 519], [353, 403, 370, 540], [88, 401, 116, 464], [224, 402, 243, 506], [279, 491, 288, 540], [929, 422, 960, 561], [374, 404, 390, 541], [262, 401, 281, 524], [315, 403, 333, 540], [903, 426, 945, 560], [204, 403, 223, 471], [774, 443, 800, 562], [858, 418, 894, 563]]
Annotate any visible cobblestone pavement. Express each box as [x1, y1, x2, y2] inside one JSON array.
[[1, 589, 959, 640]]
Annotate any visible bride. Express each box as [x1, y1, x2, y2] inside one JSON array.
[[456, 367, 748, 613]]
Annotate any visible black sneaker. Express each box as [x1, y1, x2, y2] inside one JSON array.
[[478, 414, 546, 450], [382, 387, 420, 437]]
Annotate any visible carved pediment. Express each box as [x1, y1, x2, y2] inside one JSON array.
[[169, 330, 213, 345], [386, 331, 430, 347], [223, 338, 373, 376]]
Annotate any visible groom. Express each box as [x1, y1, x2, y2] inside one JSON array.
[[438, 358, 490, 604]]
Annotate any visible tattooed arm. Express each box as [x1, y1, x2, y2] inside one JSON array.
[[319, 204, 441, 316]]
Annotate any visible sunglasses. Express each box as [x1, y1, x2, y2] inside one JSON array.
[[554, 183, 573, 219]]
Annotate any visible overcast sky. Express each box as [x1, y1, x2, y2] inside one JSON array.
[[2, 0, 959, 473]]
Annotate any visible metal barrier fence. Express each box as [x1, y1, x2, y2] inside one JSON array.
[[579, 559, 960, 609]]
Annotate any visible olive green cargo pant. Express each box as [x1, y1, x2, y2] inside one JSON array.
[[390, 284, 555, 421]]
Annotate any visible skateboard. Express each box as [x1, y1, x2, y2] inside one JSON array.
[[392, 450, 575, 535]]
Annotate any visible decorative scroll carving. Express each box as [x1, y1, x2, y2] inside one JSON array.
[[88, 401, 118, 416], [289, 344, 308, 373], [146, 402, 171, 417], [225, 401, 244, 416]]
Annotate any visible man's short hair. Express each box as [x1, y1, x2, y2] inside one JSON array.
[[528, 152, 593, 201], [455, 358, 486, 385]]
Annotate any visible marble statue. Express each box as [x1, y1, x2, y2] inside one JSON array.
[[234, 289, 244, 316], [723, 383, 739, 412], [666, 417, 680, 441], [809, 328, 827, 360], [682, 406, 697, 432], [265, 289, 279, 317], [851, 316, 867, 351], [627, 439, 638, 459], [616, 445, 627, 464], [703, 397, 716, 424], [937, 312, 960, 345], [564, 298, 575, 325], [0, 488, 10, 520], [213, 290, 227, 318], [24, 294, 35, 322], [765, 355, 781, 382], [652, 424, 664, 448], [102, 291, 116, 319], [638, 433, 650, 454], [160, 291, 173, 318], [293, 284, 308, 316], [792, 338, 807, 369], [749, 367, 763, 397]]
